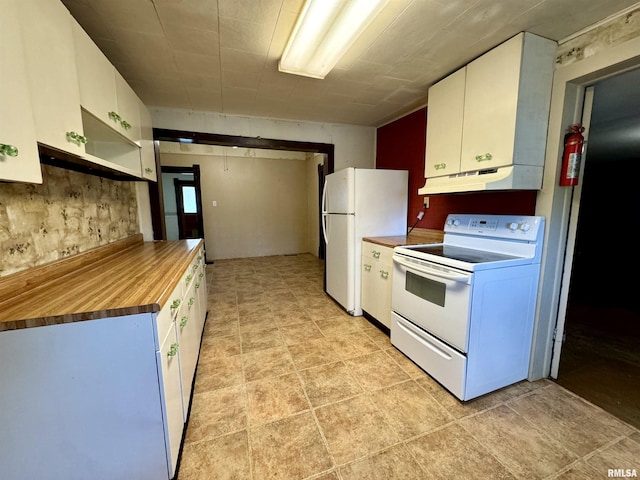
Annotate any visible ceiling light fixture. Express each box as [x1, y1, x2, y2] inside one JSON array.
[[279, 0, 389, 79]]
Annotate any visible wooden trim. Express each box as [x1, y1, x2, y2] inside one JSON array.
[[154, 128, 334, 155], [149, 140, 166, 240]]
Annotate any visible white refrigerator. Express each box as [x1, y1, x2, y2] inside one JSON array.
[[322, 167, 408, 316]]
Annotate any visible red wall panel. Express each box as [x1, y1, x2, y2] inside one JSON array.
[[376, 107, 537, 230]]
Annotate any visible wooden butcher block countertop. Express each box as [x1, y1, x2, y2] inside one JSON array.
[[0, 234, 203, 332], [363, 228, 444, 248]]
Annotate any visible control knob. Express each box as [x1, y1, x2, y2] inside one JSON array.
[[508, 222, 518, 231], [520, 223, 531, 232]]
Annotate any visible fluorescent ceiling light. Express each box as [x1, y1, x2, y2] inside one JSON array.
[[279, 0, 389, 79]]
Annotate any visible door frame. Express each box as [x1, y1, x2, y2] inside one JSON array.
[[161, 165, 205, 243], [148, 129, 335, 241], [548, 86, 594, 378], [529, 34, 640, 380]]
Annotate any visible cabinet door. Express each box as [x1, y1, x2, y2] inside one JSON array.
[[425, 67, 466, 178], [0, 0, 42, 183], [460, 34, 522, 172], [72, 20, 118, 128], [157, 322, 183, 479], [361, 252, 376, 318], [20, 0, 85, 156], [360, 242, 376, 316], [375, 248, 394, 328], [139, 101, 158, 181], [116, 71, 142, 144], [361, 242, 393, 327], [177, 285, 199, 420]]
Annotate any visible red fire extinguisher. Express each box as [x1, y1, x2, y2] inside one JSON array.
[[559, 123, 585, 186]]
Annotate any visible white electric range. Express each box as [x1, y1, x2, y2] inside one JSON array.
[[391, 214, 545, 401]]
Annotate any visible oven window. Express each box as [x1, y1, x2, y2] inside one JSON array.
[[406, 271, 446, 307]]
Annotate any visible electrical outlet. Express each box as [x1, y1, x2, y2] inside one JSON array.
[[212, 201, 217, 207], [423, 197, 429, 208]]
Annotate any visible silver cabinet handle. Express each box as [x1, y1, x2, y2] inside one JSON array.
[[475, 153, 493, 162], [379, 270, 389, 279], [364, 264, 372, 271], [180, 316, 188, 328], [434, 163, 446, 170], [372, 250, 380, 259]]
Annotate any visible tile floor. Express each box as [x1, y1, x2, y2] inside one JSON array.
[[177, 254, 640, 480]]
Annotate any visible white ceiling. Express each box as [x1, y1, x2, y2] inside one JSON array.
[[60, 0, 639, 127]]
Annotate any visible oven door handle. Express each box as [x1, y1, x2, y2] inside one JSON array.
[[392, 254, 471, 284], [396, 319, 452, 360]]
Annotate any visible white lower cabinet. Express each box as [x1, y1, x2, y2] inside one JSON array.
[[0, 246, 208, 480], [0, 314, 170, 480], [361, 241, 394, 328]]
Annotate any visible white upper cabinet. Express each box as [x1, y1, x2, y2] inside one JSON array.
[[139, 101, 158, 181], [424, 32, 556, 179], [424, 68, 465, 178], [115, 71, 142, 144], [73, 21, 141, 145], [72, 21, 118, 129], [19, 0, 86, 157], [0, 0, 42, 183]]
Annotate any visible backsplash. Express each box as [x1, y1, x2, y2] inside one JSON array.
[[0, 164, 139, 277]]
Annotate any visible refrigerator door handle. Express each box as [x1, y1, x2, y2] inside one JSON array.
[[322, 213, 329, 245], [321, 180, 328, 214]]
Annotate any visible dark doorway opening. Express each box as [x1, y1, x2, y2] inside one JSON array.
[[555, 69, 640, 429]]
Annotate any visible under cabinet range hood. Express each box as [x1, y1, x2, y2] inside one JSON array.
[[418, 165, 543, 195]]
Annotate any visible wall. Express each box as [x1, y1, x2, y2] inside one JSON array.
[[0, 164, 139, 277], [150, 108, 377, 171], [376, 107, 537, 229], [159, 143, 315, 260]]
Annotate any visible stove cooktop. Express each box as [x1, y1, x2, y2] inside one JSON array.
[[407, 244, 522, 264]]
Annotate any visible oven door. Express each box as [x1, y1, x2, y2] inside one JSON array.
[[392, 253, 472, 352]]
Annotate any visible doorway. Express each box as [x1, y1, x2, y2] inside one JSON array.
[[554, 68, 640, 429], [174, 179, 202, 239], [161, 165, 205, 241]]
